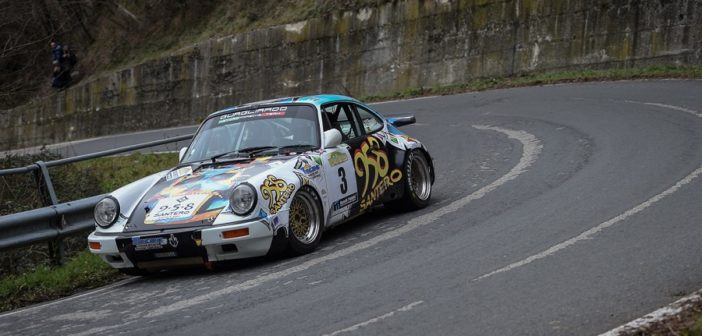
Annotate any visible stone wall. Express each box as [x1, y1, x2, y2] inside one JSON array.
[[2, 0, 701, 150]]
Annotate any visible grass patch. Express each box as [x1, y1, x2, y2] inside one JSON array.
[[682, 313, 702, 336], [361, 65, 702, 102], [74, 152, 178, 193], [0, 252, 120, 312]]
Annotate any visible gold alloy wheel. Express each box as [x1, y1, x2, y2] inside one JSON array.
[[288, 191, 320, 244]]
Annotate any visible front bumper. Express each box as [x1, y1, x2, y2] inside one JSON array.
[[88, 219, 274, 270]]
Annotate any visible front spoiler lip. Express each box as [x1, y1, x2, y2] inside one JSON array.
[[93, 226, 205, 237], [93, 217, 253, 237], [89, 217, 277, 267]]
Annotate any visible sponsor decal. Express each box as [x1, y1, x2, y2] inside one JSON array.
[[260, 175, 295, 214], [354, 137, 402, 210], [258, 208, 268, 218], [294, 171, 311, 186], [327, 151, 349, 166], [132, 236, 168, 251], [399, 135, 417, 143], [332, 193, 357, 212], [389, 135, 400, 144], [373, 132, 387, 143], [218, 106, 288, 124], [311, 156, 323, 166], [166, 166, 193, 181], [258, 209, 272, 230], [143, 164, 251, 226], [294, 158, 321, 178], [386, 133, 405, 149], [272, 216, 280, 230], [145, 194, 210, 224], [168, 234, 179, 248]]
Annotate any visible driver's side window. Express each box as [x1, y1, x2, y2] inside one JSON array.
[[322, 103, 361, 141]]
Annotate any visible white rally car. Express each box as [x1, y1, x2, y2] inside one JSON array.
[[88, 94, 434, 274]]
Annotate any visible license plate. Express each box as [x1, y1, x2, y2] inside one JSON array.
[[145, 194, 209, 224]]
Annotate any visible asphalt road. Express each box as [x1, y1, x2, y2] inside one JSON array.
[[3, 80, 702, 336]]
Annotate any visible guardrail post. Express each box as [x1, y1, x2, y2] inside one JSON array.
[[33, 161, 58, 206], [33, 161, 63, 265]]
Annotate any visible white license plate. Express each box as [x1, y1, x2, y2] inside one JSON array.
[[145, 194, 209, 224]]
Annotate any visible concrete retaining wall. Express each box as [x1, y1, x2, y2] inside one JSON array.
[[2, 0, 701, 150]]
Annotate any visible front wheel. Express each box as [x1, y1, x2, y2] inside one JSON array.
[[287, 187, 324, 255], [390, 150, 433, 210]]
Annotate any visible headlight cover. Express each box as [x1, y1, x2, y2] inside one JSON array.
[[94, 196, 120, 228], [229, 183, 257, 216]]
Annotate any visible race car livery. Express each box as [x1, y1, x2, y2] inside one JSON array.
[[88, 94, 434, 274]]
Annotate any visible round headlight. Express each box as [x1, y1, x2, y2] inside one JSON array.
[[94, 197, 120, 228], [229, 183, 257, 216]]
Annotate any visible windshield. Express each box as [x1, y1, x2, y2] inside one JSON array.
[[182, 105, 320, 163]]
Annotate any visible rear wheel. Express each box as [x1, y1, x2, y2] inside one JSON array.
[[389, 150, 432, 210], [287, 187, 324, 255]]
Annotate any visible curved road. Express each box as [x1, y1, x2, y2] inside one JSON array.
[[3, 80, 702, 335]]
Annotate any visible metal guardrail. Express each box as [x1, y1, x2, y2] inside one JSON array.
[[0, 134, 193, 263]]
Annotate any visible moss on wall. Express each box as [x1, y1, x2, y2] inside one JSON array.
[[2, 0, 701, 150]]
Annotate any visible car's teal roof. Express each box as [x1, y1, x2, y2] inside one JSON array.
[[210, 94, 362, 116]]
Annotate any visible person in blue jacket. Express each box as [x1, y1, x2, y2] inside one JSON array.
[[51, 41, 63, 65]]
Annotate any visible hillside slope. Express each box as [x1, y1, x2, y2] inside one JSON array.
[[0, 0, 389, 110]]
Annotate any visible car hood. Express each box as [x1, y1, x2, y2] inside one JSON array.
[[123, 157, 289, 232]]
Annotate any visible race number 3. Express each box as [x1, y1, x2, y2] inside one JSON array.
[[338, 167, 348, 194]]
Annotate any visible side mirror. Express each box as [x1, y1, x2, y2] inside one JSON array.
[[323, 129, 342, 148], [178, 147, 187, 162], [387, 115, 416, 127]]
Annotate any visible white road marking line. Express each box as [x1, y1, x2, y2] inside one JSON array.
[[598, 290, 702, 336], [624, 100, 702, 118], [473, 102, 702, 282], [142, 126, 542, 318], [322, 300, 424, 336], [0, 277, 139, 318]]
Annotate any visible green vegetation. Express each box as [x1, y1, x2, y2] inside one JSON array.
[[1, 151, 177, 217], [683, 315, 702, 336], [74, 152, 177, 193], [0, 252, 120, 312], [102, 0, 393, 71], [0, 152, 177, 311], [361, 65, 702, 102]]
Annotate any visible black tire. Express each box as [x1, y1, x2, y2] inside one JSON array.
[[118, 267, 148, 276], [390, 149, 433, 210], [287, 187, 324, 255]]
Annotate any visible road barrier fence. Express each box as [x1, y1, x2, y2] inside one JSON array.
[[0, 134, 193, 264]]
